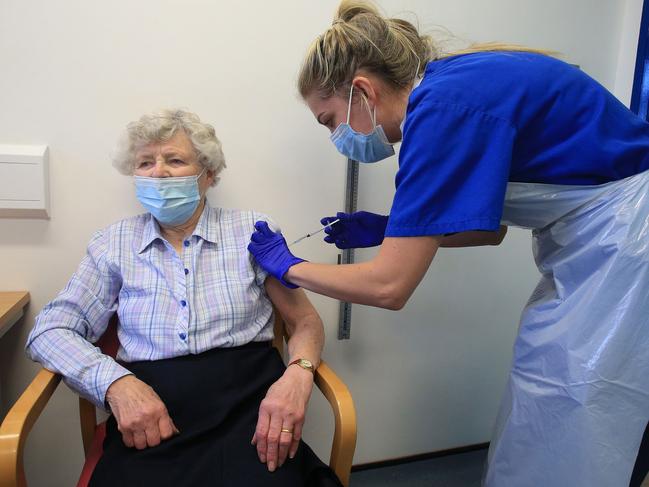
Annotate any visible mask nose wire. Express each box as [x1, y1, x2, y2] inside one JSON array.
[[134, 166, 207, 183]]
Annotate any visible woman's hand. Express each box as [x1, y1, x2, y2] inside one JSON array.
[[252, 365, 314, 471], [105, 375, 179, 449]]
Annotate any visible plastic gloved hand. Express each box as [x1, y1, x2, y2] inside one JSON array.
[[320, 211, 389, 249], [248, 221, 305, 289]]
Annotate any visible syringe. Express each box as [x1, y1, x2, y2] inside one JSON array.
[[289, 219, 340, 247]]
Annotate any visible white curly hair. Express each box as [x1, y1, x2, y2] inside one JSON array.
[[112, 108, 226, 186]]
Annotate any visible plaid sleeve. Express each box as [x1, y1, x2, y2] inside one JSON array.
[[25, 229, 132, 409], [249, 212, 281, 287]]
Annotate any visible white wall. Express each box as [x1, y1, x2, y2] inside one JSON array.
[[0, 0, 640, 485], [614, 0, 644, 105]]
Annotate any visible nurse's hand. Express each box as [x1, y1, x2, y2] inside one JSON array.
[[321, 211, 389, 249], [248, 221, 305, 288]]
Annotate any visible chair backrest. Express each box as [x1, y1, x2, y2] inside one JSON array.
[[79, 309, 289, 455], [95, 315, 119, 358]]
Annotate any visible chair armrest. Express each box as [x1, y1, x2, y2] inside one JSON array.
[[314, 360, 356, 487], [0, 368, 61, 487]]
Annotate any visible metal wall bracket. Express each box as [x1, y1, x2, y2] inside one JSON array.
[[337, 158, 359, 340]]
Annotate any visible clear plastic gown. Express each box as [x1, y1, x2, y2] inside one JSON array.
[[484, 170, 649, 486]]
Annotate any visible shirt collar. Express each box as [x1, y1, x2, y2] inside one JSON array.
[[138, 214, 164, 254], [138, 202, 218, 254], [192, 203, 219, 245]]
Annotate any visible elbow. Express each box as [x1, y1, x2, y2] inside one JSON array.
[[491, 226, 508, 246], [25, 330, 43, 360], [384, 298, 407, 311], [375, 283, 410, 310]]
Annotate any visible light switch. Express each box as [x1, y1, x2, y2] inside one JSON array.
[[0, 145, 50, 219]]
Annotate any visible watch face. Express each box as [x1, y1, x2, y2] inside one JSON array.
[[292, 359, 313, 370]]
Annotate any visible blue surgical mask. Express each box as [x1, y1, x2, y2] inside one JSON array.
[[134, 169, 205, 226], [330, 85, 395, 163]]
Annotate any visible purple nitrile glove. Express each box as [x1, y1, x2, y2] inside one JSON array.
[[320, 211, 389, 249], [248, 221, 305, 289]]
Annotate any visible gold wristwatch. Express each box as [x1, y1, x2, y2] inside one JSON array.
[[288, 358, 315, 374]]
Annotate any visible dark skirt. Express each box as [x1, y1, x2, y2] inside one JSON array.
[[89, 342, 343, 487]]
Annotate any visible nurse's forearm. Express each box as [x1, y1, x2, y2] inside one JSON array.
[[286, 261, 401, 309], [285, 236, 440, 310]]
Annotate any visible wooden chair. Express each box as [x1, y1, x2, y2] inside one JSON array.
[[0, 310, 357, 487]]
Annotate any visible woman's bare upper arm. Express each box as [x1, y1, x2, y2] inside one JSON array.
[[264, 277, 319, 329]]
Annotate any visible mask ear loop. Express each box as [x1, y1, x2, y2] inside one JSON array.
[[358, 90, 377, 129], [349, 83, 378, 130], [346, 84, 354, 124], [412, 49, 422, 84], [372, 100, 377, 128]]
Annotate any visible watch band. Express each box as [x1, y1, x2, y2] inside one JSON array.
[[288, 358, 315, 374]]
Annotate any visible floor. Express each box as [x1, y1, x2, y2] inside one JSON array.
[[350, 448, 488, 487]]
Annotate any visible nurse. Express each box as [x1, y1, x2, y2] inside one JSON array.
[[248, 1, 649, 485]]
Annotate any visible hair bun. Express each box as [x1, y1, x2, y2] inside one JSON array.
[[299, 0, 434, 97], [334, 0, 380, 24]]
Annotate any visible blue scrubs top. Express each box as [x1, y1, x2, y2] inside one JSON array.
[[385, 52, 649, 237]]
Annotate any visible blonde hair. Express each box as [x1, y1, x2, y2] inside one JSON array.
[[444, 41, 556, 58], [298, 0, 554, 99], [112, 108, 226, 186]]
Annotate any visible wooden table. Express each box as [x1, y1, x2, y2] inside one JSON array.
[[0, 291, 30, 339]]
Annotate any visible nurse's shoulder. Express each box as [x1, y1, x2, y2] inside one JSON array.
[[411, 51, 588, 123]]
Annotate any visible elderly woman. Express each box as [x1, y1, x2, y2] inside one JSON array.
[[25, 109, 342, 487]]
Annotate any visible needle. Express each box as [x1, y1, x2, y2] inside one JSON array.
[[289, 219, 340, 247]]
